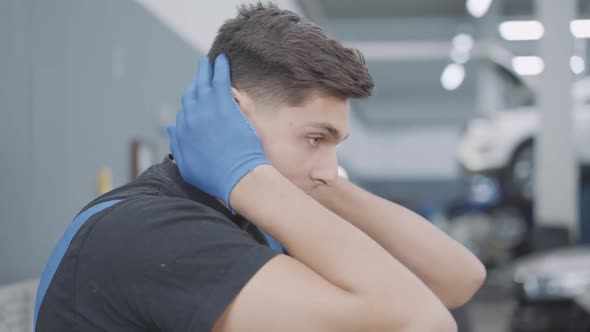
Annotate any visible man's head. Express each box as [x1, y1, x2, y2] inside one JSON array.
[[208, 2, 374, 193]]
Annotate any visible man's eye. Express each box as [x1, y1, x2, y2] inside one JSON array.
[[307, 137, 322, 146]]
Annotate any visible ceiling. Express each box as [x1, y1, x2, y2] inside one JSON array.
[[296, 0, 590, 126], [301, 0, 590, 20], [312, 0, 468, 19]]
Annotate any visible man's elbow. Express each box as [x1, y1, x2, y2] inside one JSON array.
[[445, 261, 487, 309]]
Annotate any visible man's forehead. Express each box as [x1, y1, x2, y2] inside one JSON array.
[[285, 95, 350, 136]]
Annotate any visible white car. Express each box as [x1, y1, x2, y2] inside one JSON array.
[[457, 76, 590, 200]]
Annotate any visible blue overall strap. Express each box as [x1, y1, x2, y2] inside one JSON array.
[[34, 199, 123, 330], [260, 229, 284, 253]]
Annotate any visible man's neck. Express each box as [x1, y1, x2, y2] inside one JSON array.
[[169, 155, 229, 209]]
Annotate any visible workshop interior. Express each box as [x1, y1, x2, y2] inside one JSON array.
[[1, 0, 590, 331]]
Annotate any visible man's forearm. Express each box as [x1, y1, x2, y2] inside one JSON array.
[[311, 178, 486, 308], [232, 165, 433, 298], [231, 165, 456, 327]]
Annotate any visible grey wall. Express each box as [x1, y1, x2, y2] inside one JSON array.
[[0, 0, 35, 287], [0, 0, 199, 285]]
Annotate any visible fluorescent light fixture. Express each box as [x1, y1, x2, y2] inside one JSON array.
[[499, 19, 589, 41], [450, 33, 473, 64], [466, 0, 493, 18], [571, 56, 585, 74], [453, 33, 474, 53], [499, 20, 544, 41], [512, 56, 544, 76], [571, 20, 590, 38], [451, 48, 470, 64], [441, 63, 466, 91]]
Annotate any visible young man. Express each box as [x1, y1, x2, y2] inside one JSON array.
[[35, 3, 485, 331]]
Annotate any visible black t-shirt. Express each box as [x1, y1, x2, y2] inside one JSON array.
[[36, 155, 280, 331]]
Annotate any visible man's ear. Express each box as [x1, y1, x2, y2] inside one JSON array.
[[231, 87, 255, 117]]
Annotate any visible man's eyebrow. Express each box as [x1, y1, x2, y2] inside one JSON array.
[[306, 122, 350, 141]]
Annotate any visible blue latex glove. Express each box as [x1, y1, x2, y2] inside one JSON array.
[[167, 54, 270, 210]]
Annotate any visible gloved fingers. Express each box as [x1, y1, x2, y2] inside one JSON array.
[[196, 56, 212, 95], [212, 53, 232, 91], [182, 68, 198, 102], [175, 108, 189, 131]]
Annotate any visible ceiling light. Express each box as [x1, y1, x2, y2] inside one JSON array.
[[571, 56, 585, 74], [441, 63, 466, 91], [466, 0, 493, 18], [512, 56, 544, 76], [451, 48, 471, 64], [571, 20, 590, 38], [453, 33, 474, 53], [499, 20, 544, 41]]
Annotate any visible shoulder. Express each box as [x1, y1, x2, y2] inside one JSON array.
[[76, 194, 276, 293], [84, 195, 249, 248], [73, 197, 280, 332], [101, 195, 233, 227]]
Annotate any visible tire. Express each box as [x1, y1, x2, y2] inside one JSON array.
[[489, 206, 527, 251], [505, 140, 534, 202]]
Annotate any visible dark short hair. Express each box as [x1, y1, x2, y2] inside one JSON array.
[[208, 2, 374, 107]]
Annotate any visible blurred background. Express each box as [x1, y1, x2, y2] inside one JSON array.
[[1, 0, 590, 331]]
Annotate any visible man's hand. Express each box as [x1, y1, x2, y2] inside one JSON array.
[[167, 54, 270, 209]]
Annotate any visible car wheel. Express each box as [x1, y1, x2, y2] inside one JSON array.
[[489, 206, 527, 251], [506, 141, 534, 201]]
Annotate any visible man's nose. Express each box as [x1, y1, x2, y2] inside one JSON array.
[[310, 148, 339, 185]]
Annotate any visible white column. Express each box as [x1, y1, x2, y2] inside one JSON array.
[[476, 0, 502, 116], [535, 0, 579, 237]]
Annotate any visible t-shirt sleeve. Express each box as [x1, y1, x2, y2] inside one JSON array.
[[77, 196, 280, 332]]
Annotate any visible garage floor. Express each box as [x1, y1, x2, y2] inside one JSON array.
[[467, 286, 515, 332], [454, 269, 516, 332]]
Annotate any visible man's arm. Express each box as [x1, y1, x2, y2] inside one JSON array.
[[311, 177, 487, 309], [212, 164, 457, 332]]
